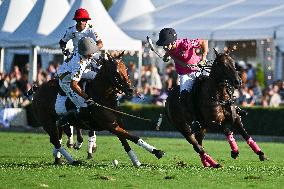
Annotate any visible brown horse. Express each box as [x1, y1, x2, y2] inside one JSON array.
[[32, 52, 165, 166], [165, 49, 266, 168]]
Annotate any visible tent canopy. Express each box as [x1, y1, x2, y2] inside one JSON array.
[[3, 0, 70, 47], [119, 0, 284, 41], [36, 0, 142, 51], [109, 0, 155, 24], [0, 0, 35, 43]]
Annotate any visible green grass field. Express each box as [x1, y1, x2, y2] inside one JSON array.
[[0, 132, 283, 189]]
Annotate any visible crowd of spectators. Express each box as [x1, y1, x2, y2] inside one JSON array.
[[1, 58, 284, 108]]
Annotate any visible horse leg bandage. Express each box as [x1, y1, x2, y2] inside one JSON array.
[[127, 150, 141, 167], [199, 154, 210, 167], [137, 139, 155, 152], [247, 137, 261, 153], [201, 153, 219, 168], [53, 148, 61, 158], [58, 147, 74, 164], [226, 133, 239, 153], [88, 136, 96, 154]]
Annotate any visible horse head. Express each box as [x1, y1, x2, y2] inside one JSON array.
[[211, 48, 241, 89], [98, 51, 134, 97]]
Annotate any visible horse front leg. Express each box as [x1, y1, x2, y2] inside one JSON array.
[[46, 124, 76, 165], [87, 130, 97, 159], [234, 116, 266, 161], [220, 124, 239, 159], [74, 128, 83, 150], [180, 125, 221, 168], [118, 137, 141, 167], [110, 124, 165, 159], [65, 126, 74, 148]]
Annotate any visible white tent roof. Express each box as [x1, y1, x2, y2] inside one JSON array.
[[39, 0, 141, 51], [119, 0, 284, 41], [0, 0, 35, 42], [3, 0, 70, 47], [109, 0, 155, 24]]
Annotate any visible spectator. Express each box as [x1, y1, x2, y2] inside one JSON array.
[[269, 84, 281, 107]]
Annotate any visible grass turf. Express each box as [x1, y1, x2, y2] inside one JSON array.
[[0, 132, 283, 189]]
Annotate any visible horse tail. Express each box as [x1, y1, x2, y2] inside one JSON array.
[[24, 85, 39, 99]]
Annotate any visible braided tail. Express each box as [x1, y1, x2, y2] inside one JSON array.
[[24, 85, 38, 99]]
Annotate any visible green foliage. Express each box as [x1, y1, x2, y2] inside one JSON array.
[[0, 132, 283, 189], [256, 63, 265, 88], [119, 104, 284, 136], [101, 0, 113, 10]]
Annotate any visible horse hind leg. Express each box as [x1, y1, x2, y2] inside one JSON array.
[[234, 117, 266, 161], [87, 130, 97, 159], [180, 127, 221, 168], [74, 128, 83, 150], [119, 137, 141, 167], [110, 125, 165, 159]]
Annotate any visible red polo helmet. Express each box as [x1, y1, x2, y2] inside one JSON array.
[[73, 8, 91, 20]]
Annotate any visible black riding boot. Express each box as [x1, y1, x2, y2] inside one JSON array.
[[235, 106, 248, 117], [180, 90, 200, 133]]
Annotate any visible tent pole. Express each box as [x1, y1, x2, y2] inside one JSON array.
[[137, 48, 143, 89], [0, 48, 4, 73], [28, 46, 38, 83]]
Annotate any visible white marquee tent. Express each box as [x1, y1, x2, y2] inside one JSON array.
[[119, 0, 284, 41], [0, 0, 36, 73], [119, 0, 284, 80], [0, 0, 142, 84], [109, 0, 155, 24]]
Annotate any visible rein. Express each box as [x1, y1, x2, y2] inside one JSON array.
[[93, 102, 152, 122]]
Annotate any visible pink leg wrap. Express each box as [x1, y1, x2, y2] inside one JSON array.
[[226, 133, 239, 153], [247, 137, 261, 153], [200, 154, 210, 167], [200, 153, 218, 168]]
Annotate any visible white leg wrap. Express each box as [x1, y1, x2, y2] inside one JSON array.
[[52, 148, 61, 158], [92, 131, 97, 147], [59, 139, 62, 145], [88, 136, 95, 154], [58, 147, 74, 164], [137, 139, 155, 153], [127, 150, 141, 167]]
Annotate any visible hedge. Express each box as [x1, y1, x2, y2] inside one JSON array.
[[26, 103, 284, 136]]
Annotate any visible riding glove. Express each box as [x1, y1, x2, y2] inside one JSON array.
[[85, 98, 95, 106]]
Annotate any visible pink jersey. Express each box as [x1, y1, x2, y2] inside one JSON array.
[[168, 39, 202, 75]]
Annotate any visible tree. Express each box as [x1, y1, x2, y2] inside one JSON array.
[[101, 0, 113, 10]]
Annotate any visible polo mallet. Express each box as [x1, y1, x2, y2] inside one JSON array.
[[146, 36, 164, 59]]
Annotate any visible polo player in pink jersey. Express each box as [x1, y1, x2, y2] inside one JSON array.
[[156, 28, 208, 126], [156, 28, 247, 127]]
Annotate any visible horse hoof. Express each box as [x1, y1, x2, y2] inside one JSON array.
[[73, 143, 82, 150], [257, 151, 267, 161], [66, 142, 74, 148], [54, 158, 63, 165], [153, 149, 165, 159], [71, 160, 81, 166], [231, 151, 239, 159], [87, 153, 93, 160], [213, 164, 222, 168], [92, 146, 97, 154]]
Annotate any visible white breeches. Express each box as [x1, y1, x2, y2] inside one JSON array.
[[179, 71, 201, 93], [55, 70, 97, 112]]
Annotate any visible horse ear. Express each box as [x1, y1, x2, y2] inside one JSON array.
[[117, 51, 125, 59], [213, 48, 219, 56], [106, 52, 112, 60], [225, 47, 231, 55]]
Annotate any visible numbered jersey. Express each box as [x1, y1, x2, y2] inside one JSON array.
[[61, 24, 101, 52]]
